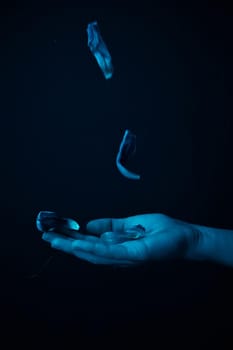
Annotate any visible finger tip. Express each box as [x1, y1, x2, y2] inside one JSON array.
[[86, 221, 97, 233], [51, 238, 63, 249], [42, 233, 48, 241]]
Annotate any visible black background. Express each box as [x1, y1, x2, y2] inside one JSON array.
[[0, 0, 233, 347]]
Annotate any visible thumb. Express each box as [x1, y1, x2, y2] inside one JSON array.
[[86, 218, 126, 236]]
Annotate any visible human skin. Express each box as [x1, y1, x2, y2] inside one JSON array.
[[41, 213, 233, 268], [186, 223, 233, 268]]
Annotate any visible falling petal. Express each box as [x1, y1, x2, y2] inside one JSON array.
[[101, 224, 145, 244], [36, 211, 80, 235], [87, 21, 114, 79], [116, 129, 141, 180]]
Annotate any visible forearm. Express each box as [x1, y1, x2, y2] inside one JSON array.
[[188, 224, 233, 268]]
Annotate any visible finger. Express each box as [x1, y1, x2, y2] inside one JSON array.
[[72, 239, 142, 261], [42, 231, 99, 243], [42, 232, 74, 242], [48, 237, 74, 255], [72, 250, 135, 266], [42, 233, 135, 265], [86, 218, 127, 236], [60, 231, 100, 242]]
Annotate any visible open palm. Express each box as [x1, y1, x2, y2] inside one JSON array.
[[42, 213, 199, 266]]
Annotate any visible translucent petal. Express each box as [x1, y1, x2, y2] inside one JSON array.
[[101, 225, 145, 244], [116, 130, 141, 180], [36, 211, 80, 234], [87, 21, 114, 79]]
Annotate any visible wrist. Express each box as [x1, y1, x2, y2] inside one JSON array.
[[185, 224, 213, 262], [186, 223, 233, 268]]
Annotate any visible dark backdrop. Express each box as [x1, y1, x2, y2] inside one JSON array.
[[0, 0, 233, 347]]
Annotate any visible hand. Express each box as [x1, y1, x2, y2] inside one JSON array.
[[42, 213, 201, 267]]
